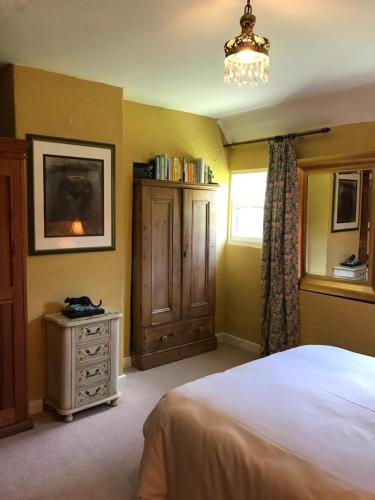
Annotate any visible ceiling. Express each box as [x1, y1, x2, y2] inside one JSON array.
[[219, 83, 375, 143], [0, 0, 375, 119]]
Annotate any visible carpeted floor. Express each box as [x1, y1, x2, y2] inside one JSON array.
[[0, 344, 256, 500]]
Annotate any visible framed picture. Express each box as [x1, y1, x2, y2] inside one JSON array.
[[133, 162, 154, 179], [331, 171, 361, 232], [27, 135, 115, 255]]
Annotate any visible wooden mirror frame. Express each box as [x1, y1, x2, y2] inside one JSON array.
[[298, 151, 375, 303]]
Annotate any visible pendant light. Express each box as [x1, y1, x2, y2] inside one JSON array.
[[224, 0, 270, 86]]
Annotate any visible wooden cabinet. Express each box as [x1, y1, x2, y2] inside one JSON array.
[[0, 137, 33, 439], [140, 186, 181, 327], [182, 189, 216, 319], [131, 179, 217, 370], [44, 312, 122, 422]]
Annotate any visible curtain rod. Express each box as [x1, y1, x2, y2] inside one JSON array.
[[223, 127, 331, 148]]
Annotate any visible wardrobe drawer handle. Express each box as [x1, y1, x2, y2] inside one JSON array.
[[160, 335, 168, 343]]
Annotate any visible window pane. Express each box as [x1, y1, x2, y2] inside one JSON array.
[[230, 171, 267, 241], [232, 207, 264, 239], [231, 171, 267, 206]]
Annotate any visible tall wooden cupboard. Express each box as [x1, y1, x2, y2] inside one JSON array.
[[131, 179, 217, 370], [0, 137, 32, 438]]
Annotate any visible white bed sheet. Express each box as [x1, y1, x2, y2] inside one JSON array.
[[138, 345, 375, 499]]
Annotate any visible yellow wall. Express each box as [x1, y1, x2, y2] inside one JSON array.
[[123, 100, 229, 335], [227, 121, 375, 355], [2, 66, 229, 403], [13, 66, 125, 401], [306, 172, 331, 275], [226, 142, 269, 344], [225, 244, 262, 341]]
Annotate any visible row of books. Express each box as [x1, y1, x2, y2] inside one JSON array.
[[154, 155, 211, 184]]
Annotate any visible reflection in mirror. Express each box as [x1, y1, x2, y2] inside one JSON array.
[[306, 169, 372, 282]]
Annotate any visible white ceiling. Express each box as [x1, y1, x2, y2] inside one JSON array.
[[219, 83, 375, 144], [0, 0, 375, 119]]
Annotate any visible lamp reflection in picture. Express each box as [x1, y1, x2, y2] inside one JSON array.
[[70, 219, 85, 236]]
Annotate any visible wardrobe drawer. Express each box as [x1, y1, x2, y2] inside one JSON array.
[[76, 360, 110, 387], [76, 382, 108, 407], [76, 342, 110, 365], [143, 317, 214, 353], [75, 321, 109, 345]]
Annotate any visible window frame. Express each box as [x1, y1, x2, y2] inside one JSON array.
[[228, 168, 267, 248]]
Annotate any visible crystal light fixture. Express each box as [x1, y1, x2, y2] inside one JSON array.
[[224, 0, 270, 86]]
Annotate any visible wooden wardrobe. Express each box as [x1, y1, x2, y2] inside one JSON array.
[[131, 179, 217, 370], [0, 137, 32, 438]]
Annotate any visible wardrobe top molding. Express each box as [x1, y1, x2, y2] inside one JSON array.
[[0, 136, 30, 158], [134, 179, 219, 191]]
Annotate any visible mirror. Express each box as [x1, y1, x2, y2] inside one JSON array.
[[306, 169, 372, 282], [298, 152, 375, 303]]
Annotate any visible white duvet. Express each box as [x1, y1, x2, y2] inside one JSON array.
[[138, 345, 375, 499]]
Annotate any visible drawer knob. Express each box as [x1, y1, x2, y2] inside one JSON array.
[[86, 327, 101, 336], [194, 326, 204, 335], [160, 335, 168, 343], [85, 387, 100, 398], [86, 368, 100, 378], [86, 346, 101, 356]]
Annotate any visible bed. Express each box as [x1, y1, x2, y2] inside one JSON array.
[[137, 345, 375, 500]]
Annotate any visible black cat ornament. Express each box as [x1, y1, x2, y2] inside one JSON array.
[[62, 296, 105, 319]]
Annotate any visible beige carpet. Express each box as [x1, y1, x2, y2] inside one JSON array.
[[0, 344, 256, 500]]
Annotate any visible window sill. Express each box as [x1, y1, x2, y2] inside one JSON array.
[[227, 239, 263, 249]]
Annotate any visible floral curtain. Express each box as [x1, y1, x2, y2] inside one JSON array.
[[260, 138, 299, 355]]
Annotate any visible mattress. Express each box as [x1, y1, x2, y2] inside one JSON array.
[[138, 345, 375, 500]]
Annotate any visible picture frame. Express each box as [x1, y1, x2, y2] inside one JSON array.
[[331, 171, 361, 232], [27, 134, 115, 255], [133, 162, 154, 179]]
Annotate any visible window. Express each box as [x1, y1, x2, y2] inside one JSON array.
[[229, 170, 267, 246]]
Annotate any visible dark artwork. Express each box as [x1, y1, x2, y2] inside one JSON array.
[[337, 179, 357, 224], [43, 155, 104, 237]]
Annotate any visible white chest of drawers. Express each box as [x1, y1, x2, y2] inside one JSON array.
[[44, 312, 122, 422], [332, 264, 368, 281]]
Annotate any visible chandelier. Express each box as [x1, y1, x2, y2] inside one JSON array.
[[224, 0, 270, 86]]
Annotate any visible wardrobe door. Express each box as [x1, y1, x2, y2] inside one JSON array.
[[182, 189, 216, 319], [141, 186, 181, 326], [0, 160, 27, 431]]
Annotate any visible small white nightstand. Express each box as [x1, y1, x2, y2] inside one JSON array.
[[332, 264, 368, 281], [44, 311, 122, 422]]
